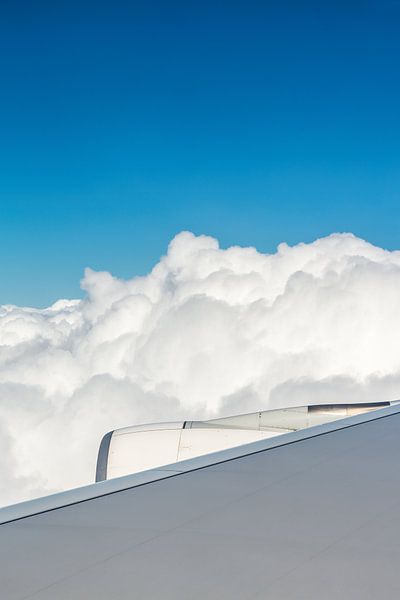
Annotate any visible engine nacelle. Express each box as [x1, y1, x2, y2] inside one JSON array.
[[96, 401, 395, 482]]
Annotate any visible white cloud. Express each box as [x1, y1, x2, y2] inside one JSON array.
[[1, 230, 400, 506]]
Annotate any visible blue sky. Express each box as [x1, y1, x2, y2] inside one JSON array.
[[1, 0, 400, 306]]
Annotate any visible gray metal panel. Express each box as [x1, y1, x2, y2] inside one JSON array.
[[2, 406, 400, 599]]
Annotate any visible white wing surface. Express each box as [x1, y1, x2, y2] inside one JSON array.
[[1, 404, 400, 599]]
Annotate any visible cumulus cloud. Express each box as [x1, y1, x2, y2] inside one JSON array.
[[1, 230, 400, 506]]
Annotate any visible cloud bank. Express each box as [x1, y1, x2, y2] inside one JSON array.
[[2, 231, 400, 506]]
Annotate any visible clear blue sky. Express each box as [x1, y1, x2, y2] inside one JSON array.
[[1, 1, 399, 306]]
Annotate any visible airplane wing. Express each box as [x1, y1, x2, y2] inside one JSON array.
[[1, 403, 400, 599]]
